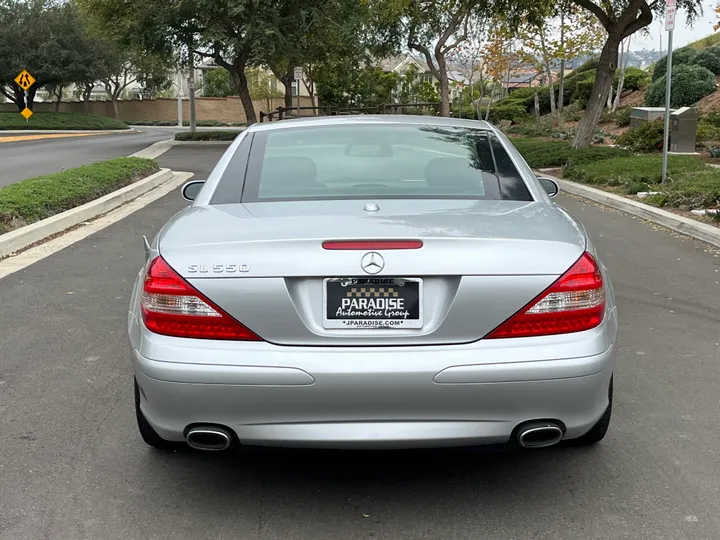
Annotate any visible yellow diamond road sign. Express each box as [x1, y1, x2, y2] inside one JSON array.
[[20, 108, 33, 120], [14, 70, 36, 91]]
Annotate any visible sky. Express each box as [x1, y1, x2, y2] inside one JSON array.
[[632, 0, 716, 51]]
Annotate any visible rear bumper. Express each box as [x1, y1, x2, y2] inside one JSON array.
[[131, 309, 617, 449]]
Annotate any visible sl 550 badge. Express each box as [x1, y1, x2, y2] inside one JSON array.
[[188, 264, 250, 274]]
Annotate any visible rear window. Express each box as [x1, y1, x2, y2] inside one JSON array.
[[225, 124, 532, 203]]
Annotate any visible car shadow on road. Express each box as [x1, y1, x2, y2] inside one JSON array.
[[141, 442, 616, 508]]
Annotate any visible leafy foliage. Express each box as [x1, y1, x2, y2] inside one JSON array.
[[316, 66, 399, 109], [615, 119, 665, 153], [691, 47, 720, 76], [203, 69, 235, 98], [175, 130, 243, 141], [645, 64, 716, 108], [619, 67, 651, 91], [652, 47, 698, 82]]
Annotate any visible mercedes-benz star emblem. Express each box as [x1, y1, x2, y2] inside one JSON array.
[[361, 252, 385, 274]]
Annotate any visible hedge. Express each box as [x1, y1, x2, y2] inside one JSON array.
[[174, 130, 243, 141], [0, 158, 158, 234], [0, 112, 129, 131]]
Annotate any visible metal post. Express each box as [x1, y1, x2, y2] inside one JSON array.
[[296, 83, 300, 118], [177, 70, 183, 128], [661, 29, 673, 185], [188, 49, 196, 133]]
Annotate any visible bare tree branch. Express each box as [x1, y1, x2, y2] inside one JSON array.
[[571, 0, 612, 30]]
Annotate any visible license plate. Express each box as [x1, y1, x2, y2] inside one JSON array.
[[323, 277, 423, 329]]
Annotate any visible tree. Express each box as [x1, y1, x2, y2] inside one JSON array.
[[483, 21, 522, 121], [569, 0, 704, 148], [371, 0, 481, 117], [0, 0, 104, 112], [203, 69, 234, 98], [79, 0, 269, 124]]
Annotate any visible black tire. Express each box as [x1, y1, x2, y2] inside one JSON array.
[[134, 378, 177, 451], [565, 376, 613, 447]]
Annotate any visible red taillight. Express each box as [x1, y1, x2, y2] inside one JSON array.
[[486, 252, 606, 339], [140, 257, 262, 341], [322, 240, 423, 250]]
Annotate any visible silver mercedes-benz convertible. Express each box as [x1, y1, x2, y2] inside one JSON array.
[[128, 115, 617, 452]]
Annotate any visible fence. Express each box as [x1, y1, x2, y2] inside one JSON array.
[[0, 96, 316, 124]]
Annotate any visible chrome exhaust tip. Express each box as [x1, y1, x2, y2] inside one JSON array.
[[517, 422, 563, 449], [186, 427, 232, 451]]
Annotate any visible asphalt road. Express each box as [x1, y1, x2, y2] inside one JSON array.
[[0, 127, 183, 187], [1, 146, 720, 540]]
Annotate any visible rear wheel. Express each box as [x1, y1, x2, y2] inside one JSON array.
[[566, 376, 613, 447], [134, 378, 177, 451]]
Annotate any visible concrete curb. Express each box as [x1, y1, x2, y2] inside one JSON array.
[[171, 140, 234, 146], [547, 174, 720, 249], [0, 168, 174, 258]]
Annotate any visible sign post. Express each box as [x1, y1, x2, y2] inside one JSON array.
[[294, 66, 303, 118], [661, 0, 677, 184], [14, 70, 36, 121]]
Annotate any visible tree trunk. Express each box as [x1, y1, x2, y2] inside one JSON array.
[[111, 91, 121, 120], [436, 55, 450, 117], [572, 33, 623, 148], [558, 11, 566, 113], [613, 39, 631, 112], [26, 86, 37, 111], [54, 86, 64, 113], [539, 32, 556, 116], [6, 85, 26, 111], [83, 85, 93, 114], [230, 68, 257, 125]]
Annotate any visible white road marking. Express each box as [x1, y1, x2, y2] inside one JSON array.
[[130, 139, 177, 159], [0, 171, 193, 280]]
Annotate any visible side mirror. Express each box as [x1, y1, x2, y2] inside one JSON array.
[[181, 180, 205, 202], [537, 177, 560, 199]]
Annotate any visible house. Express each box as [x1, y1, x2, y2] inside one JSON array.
[[193, 58, 314, 100], [503, 68, 559, 92], [379, 52, 479, 101]]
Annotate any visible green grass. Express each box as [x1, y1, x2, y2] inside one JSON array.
[[0, 112, 129, 130], [563, 154, 720, 210], [174, 130, 243, 141], [509, 138, 631, 169], [0, 157, 158, 234], [563, 155, 708, 187]]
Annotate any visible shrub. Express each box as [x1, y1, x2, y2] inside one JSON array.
[[645, 64, 716, 108], [691, 48, 720, 75], [0, 112, 129, 131], [652, 47, 698, 81], [612, 107, 632, 127], [484, 103, 529, 124], [615, 119, 665, 153], [174, 130, 243, 141], [0, 158, 158, 234], [617, 67, 651, 91]]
